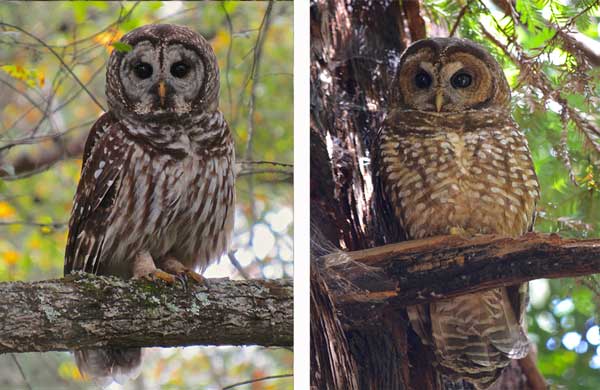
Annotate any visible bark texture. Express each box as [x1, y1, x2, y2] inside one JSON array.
[[322, 233, 600, 307], [0, 272, 292, 353], [310, 268, 360, 390]]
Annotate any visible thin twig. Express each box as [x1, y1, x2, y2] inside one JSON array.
[[238, 160, 293, 167], [10, 354, 32, 390], [244, 1, 274, 246], [449, 3, 470, 37], [0, 220, 67, 229], [0, 119, 96, 152], [0, 22, 106, 111], [228, 252, 250, 280], [221, 374, 293, 390], [221, 2, 235, 121], [244, 1, 274, 161]]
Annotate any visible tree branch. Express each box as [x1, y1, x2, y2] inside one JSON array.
[[402, 0, 427, 41], [0, 272, 292, 353], [321, 233, 600, 307]]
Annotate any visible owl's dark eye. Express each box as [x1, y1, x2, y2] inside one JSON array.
[[414, 71, 432, 89], [170, 62, 190, 78], [133, 62, 153, 79], [451, 72, 472, 88]]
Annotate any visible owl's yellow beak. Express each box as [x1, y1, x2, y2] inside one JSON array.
[[435, 90, 444, 112], [158, 81, 167, 107]]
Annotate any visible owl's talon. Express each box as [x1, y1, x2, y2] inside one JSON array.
[[175, 270, 206, 290], [174, 273, 189, 290], [142, 269, 176, 284], [184, 269, 206, 284], [159, 256, 206, 286]]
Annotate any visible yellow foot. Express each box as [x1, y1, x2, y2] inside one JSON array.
[[182, 269, 205, 284], [159, 256, 206, 286], [140, 269, 177, 284]]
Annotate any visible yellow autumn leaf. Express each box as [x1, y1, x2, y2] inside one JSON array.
[[37, 71, 45, 87], [58, 361, 84, 381], [1, 64, 45, 88], [3, 250, 19, 266], [28, 236, 42, 250], [94, 28, 124, 53], [0, 202, 16, 219], [211, 29, 230, 53]]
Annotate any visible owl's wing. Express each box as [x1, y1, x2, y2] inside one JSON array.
[[64, 113, 129, 275], [371, 124, 408, 245], [81, 111, 116, 166]]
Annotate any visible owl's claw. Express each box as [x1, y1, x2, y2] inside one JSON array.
[[159, 256, 206, 289], [141, 269, 177, 284], [183, 269, 206, 284], [173, 269, 206, 291]]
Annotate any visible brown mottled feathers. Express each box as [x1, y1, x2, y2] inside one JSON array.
[[64, 24, 235, 386], [376, 38, 539, 389], [65, 114, 127, 275]]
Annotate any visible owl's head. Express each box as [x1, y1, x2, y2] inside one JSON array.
[[106, 24, 219, 120], [396, 38, 510, 113]]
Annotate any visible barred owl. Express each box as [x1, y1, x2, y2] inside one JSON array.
[[376, 38, 539, 389], [64, 24, 235, 385]]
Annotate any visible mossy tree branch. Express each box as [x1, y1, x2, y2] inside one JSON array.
[[0, 272, 292, 353]]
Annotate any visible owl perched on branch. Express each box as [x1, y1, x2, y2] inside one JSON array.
[[64, 24, 235, 385], [375, 38, 539, 389]]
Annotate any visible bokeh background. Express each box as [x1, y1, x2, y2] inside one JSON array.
[[0, 1, 292, 389]]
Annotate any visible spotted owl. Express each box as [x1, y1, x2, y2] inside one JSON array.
[[64, 24, 235, 385], [375, 38, 539, 389]]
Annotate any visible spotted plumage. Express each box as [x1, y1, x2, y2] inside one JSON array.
[[375, 38, 539, 389], [64, 24, 235, 386]]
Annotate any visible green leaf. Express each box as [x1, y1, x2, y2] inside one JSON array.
[[111, 42, 133, 53], [572, 287, 595, 316]]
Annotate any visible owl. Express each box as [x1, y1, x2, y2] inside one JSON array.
[[375, 38, 539, 389], [64, 24, 235, 385]]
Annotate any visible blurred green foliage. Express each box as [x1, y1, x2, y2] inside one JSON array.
[[0, 1, 292, 389], [424, 0, 600, 388]]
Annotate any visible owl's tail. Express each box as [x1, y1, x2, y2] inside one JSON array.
[[409, 287, 529, 389], [74, 347, 142, 387]]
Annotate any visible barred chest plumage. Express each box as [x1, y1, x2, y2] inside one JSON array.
[[380, 110, 539, 239], [99, 113, 235, 278]]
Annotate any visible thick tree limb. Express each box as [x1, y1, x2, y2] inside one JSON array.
[[322, 232, 600, 306], [0, 272, 292, 353], [401, 0, 427, 41]]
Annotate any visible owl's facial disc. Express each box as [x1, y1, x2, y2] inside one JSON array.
[[436, 55, 493, 112], [119, 41, 205, 118], [398, 43, 498, 112], [405, 60, 492, 112]]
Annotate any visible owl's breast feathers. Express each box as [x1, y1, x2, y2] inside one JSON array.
[[379, 109, 539, 239], [64, 111, 235, 277]]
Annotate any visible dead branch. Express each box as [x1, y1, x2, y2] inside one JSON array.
[[321, 233, 600, 306], [0, 272, 292, 353]]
